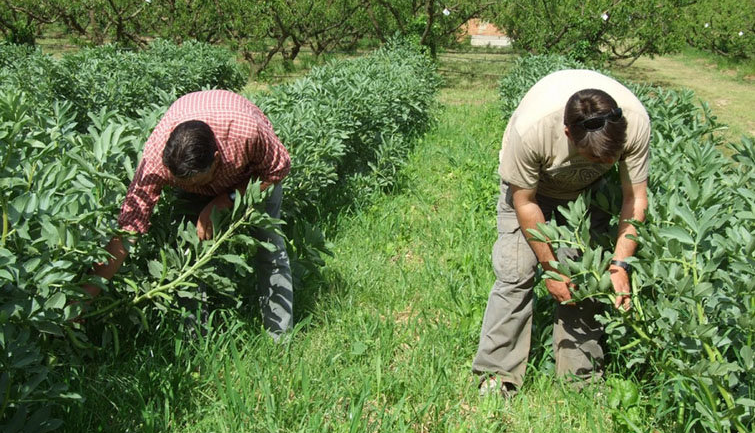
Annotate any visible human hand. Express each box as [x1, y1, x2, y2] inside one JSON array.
[[197, 199, 221, 240], [68, 286, 96, 323], [82, 283, 101, 298], [609, 265, 631, 311], [545, 274, 576, 305]]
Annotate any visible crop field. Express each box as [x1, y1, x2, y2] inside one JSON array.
[[1, 33, 754, 433]]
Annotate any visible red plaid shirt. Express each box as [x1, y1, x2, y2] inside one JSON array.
[[118, 90, 290, 234]]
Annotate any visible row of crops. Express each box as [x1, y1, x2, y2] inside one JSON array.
[[1, 38, 752, 431], [0, 39, 440, 431], [500, 56, 754, 431]]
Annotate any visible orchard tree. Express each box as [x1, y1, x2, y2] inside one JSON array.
[[489, 0, 692, 64], [684, 0, 754, 59], [145, 0, 227, 44], [21, 0, 155, 46], [364, 0, 495, 55], [266, 0, 367, 62], [208, 0, 274, 74], [214, 0, 369, 75], [0, 0, 54, 44], [298, 0, 369, 56]]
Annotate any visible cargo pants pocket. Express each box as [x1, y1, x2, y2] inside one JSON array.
[[492, 216, 536, 284]]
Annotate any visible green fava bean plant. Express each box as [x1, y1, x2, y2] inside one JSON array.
[[1, 38, 439, 431], [502, 55, 754, 432]]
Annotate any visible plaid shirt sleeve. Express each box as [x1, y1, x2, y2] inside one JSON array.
[[247, 106, 290, 184], [117, 158, 165, 234], [116, 90, 290, 233], [117, 118, 171, 234]]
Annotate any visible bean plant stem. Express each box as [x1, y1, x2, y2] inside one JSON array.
[[1, 197, 7, 246], [80, 298, 127, 319], [132, 203, 259, 304], [688, 246, 741, 430], [82, 197, 265, 319], [0, 135, 14, 172], [0, 372, 9, 423]]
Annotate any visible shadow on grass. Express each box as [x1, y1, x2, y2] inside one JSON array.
[[57, 304, 283, 433]]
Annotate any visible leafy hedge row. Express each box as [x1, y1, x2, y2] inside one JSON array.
[[499, 55, 754, 432], [0, 40, 247, 128], [252, 39, 440, 213], [0, 40, 439, 431], [252, 38, 440, 277]]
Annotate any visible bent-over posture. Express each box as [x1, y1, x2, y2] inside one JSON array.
[[474, 70, 650, 396], [87, 89, 293, 338]]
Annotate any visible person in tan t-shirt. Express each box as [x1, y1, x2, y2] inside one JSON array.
[[473, 69, 650, 397]]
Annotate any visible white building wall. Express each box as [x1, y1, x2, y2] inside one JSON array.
[[470, 35, 512, 47]]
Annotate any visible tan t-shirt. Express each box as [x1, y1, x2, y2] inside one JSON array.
[[499, 69, 651, 199]]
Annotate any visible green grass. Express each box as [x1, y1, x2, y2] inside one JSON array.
[[676, 46, 755, 80], [611, 51, 755, 139], [57, 59, 648, 431]]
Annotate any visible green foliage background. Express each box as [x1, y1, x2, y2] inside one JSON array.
[[2, 0, 751, 71], [488, 0, 688, 63], [684, 0, 754, 59], [0, 40, 247, 128]]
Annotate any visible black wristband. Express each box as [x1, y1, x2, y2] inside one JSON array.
[[610, 260, 632, 274]]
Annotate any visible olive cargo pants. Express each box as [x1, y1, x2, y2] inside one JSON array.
[[472, 182, 610, 388]]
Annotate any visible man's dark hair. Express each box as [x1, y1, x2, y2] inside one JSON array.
[[163, 120, 217, 178], [564, 89, 627, 162]]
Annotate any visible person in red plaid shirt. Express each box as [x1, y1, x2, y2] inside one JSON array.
[[86, 89, 294, 339]]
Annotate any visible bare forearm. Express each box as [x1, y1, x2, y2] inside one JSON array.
[[94, 237, 129, 279], [517, 203, 558, 267], [512, 190, 558, 271], [608, 182, 648, 311], [512, 185, 575, 304], [614, 219, 638, 261], [85, 236, 130, 297], [613, 185, 648, 261]]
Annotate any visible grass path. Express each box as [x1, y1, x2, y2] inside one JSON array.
[[613, 54, 755, 138], [162, 86, 625, 432]]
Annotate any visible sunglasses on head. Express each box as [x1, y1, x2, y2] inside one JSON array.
[[574, 107, 623, 131]]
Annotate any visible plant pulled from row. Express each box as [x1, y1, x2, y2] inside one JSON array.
[[500, 54, 754, 432], [0, 39, 247, 130], [0, 39, 439, 430]]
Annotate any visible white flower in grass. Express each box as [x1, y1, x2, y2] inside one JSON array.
[[739, 31, 744, 36], [704, 23, 709, 28], [601, 12, 609, 21], [443, 8, 450, 16]]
